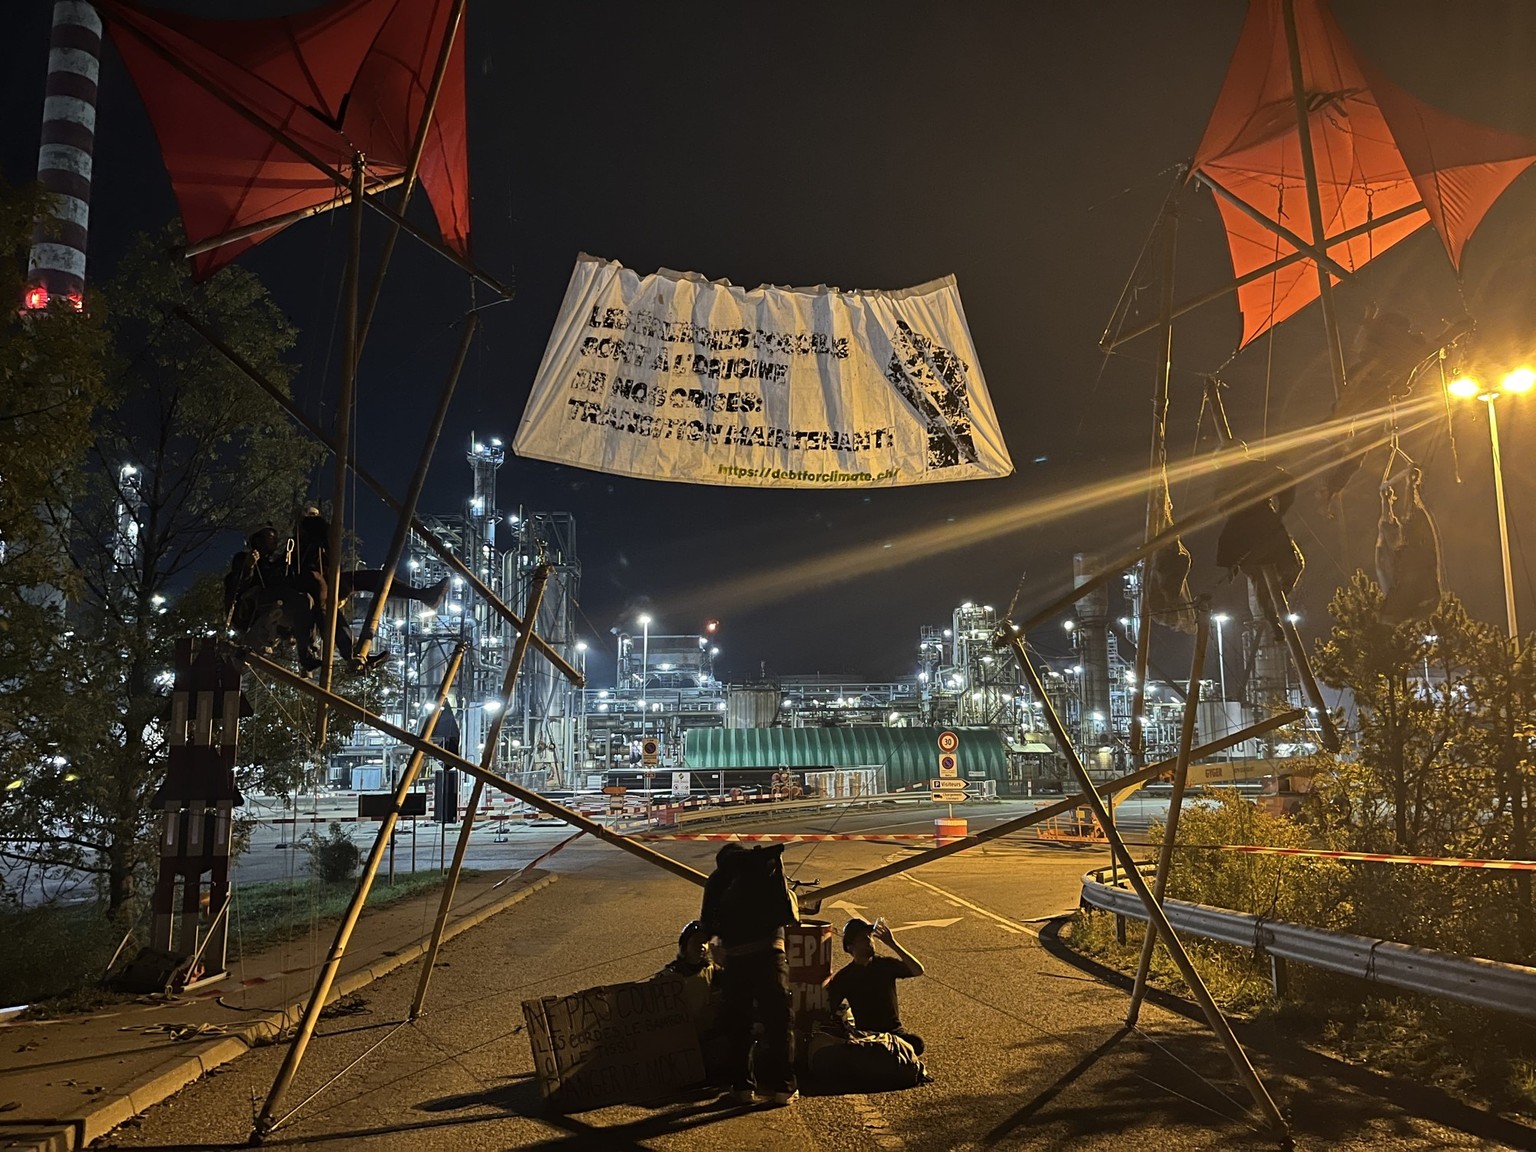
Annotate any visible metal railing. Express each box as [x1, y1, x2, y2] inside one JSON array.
[[1081, 867, 1536, 1020]]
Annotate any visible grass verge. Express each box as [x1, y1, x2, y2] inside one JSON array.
[[1, 868, 477, 1012], [1065, 908, 1536, 1118]]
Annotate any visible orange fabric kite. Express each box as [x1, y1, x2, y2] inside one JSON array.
[[1191, 0, 1536, 347], [99, 0, 470, 280]]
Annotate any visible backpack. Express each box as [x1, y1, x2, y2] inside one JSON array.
[[711, 845, 796, 946]]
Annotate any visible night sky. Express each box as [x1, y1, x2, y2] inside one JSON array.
[[6, 2, 1536, 685]]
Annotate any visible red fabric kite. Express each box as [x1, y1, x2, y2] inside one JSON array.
[[1192, 0, 1536, 348], [99, 0, 470, 280]]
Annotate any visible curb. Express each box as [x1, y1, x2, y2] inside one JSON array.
[[7, 873, 557, 1152]]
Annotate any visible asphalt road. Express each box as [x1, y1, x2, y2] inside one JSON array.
[[97, 803, 1533, 1151], [235, 793, 1204, 887], [0, 793, 1181, 899]]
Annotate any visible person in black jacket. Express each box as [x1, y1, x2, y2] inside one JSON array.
[[227, 509, 447, 670], [698, 843, 800, 1105]]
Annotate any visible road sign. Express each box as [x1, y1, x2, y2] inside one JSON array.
[[357, 793, 426, 820], [938, 753, 958, 778], [641, 738, 659, 767], [929, 778, 971, 790], [931, 789, 968, 804], [937, 730, 959, 753]]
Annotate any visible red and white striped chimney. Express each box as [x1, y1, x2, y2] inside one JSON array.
[[24, 0, 102, 312]]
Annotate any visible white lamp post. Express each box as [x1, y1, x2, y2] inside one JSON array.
[[1449, 366, 1533, 639]]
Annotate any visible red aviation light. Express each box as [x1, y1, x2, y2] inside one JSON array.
[[705, 619, 720, 633], [21, 286, 84, 312]]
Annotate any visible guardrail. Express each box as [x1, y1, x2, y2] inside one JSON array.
[[1080, 867, 1536, 1020]]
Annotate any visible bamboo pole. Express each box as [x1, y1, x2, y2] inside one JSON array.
[[1261, 566, 1342, 752], [352, 312, 478, 663], [1197, 173, 1353, 284], [103, 12, 511, 299], [1006, 630, 1290, 1142], [315, 156, 365, 750], [1102, 201, 1422, 351], [1127, 602, 1209, 1024], [180, 176, 404, 258], [237, 649, 707, 887], [411, 563, 550, 1018], [356, 0, 468, 351], [171, 309, 582, 687], [254, 643, 466, 1139], [811, 708, 1303, 903], [1282, 0, 1349, 402], [1132, 191, 1179, 764]]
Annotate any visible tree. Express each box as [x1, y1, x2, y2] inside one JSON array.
[[1312, 574, 1489, 853], [1311, 571, 1534, 956], [0, 182, 110, 905], [5, 224, 330, 918]]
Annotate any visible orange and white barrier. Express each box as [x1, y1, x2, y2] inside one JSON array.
[[629, 832, 937, 842], [1204, 845, 1536, 871]]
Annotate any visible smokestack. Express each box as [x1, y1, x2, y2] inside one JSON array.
[[24, 1, 102, 312]]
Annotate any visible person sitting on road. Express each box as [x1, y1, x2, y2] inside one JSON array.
[[655, 919, 719, 1026], [828, 917, 926, 1055], [653, 919, 730, 1085]]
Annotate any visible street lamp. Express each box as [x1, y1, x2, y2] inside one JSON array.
[[1211, 613, 1229, 703], [1449, 366, 1534, 639]]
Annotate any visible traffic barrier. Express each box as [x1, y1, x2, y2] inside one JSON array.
[[1081, 869, 1536, 1019], [934, 817, 968, 846], [629, 833, 936, 842]]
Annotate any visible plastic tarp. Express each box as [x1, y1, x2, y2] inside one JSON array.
[[1191, 0, 1536, 347], [683, 727, 1007, 791], [99, 0, 470, 279], [515, 255, 1013, 489]]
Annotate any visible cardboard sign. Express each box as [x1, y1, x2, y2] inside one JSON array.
[[522, 977, 704, 1111], [784, 920, 833, 1034]]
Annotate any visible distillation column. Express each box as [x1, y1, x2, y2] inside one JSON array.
[[1074, 553, 1113, 774]]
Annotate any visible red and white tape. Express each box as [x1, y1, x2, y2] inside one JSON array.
[[1204, 845, 1536, 871], [630, 833, 937, 842]]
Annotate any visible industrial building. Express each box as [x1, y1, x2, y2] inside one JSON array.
[[334, 438, 1327, 803]]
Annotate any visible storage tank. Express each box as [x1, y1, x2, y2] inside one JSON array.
[[725, 686, 779, 729]]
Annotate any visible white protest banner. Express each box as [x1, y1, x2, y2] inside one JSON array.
[[514, 255, 1013, 488]]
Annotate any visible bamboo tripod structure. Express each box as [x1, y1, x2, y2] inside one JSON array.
[[1005, 625, 1292, 1145]]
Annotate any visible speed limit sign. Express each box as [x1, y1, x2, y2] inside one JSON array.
[[937, 730, 959, 753]]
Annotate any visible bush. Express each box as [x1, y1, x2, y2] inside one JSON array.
[[305, 821, 362, 883]]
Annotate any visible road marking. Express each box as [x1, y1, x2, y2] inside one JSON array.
[[824, 898, 872, 922], [893, 917, 963, 931], [899, 873, 1038, 937], [845, 1092, 903, 1150]]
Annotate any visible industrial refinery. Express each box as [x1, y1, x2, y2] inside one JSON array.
[[334, 441, 1327, 802]]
